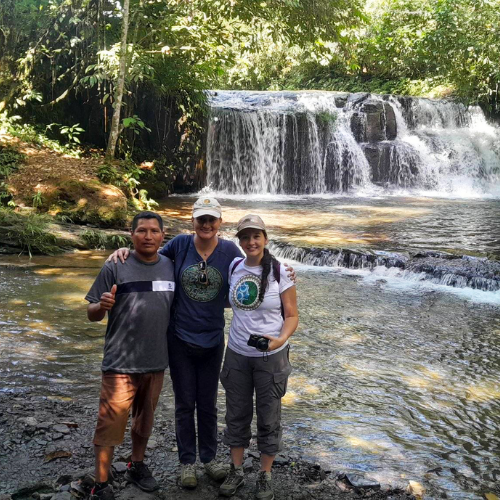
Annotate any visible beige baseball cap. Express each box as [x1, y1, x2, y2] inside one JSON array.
[[236, 214, 267, 237], [192, 196, 222, 219]]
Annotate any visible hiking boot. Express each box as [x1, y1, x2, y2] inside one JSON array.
[[124, 461, 159, 492], [219, 464, 245, 497], [204, 460, 228, 481], [255, 471, 274, 500], [180, 463, 197, 489], [89, 484, 115, 500]]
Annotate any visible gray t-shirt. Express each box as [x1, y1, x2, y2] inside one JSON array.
[[85, 252, 175, 373]]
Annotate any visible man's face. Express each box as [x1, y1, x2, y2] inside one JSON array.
[[131, 218, 163, 257]]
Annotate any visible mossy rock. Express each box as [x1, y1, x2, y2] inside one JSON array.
[[45, 178, 127, 228]]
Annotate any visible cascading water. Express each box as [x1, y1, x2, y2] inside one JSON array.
[[206, 90, 500, 196], [206, 91, 371, 194]]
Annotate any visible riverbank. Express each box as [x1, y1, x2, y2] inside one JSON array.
[[0, 393, 415, 500]]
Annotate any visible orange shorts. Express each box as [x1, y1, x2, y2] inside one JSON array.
[[93, 371, 164, 447]]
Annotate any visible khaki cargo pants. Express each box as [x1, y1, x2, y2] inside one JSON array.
[[220, 346, 292, 456]]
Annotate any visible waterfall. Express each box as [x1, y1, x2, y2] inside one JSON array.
[[206, 91, 500, 196], [268, 241, 500, 293]]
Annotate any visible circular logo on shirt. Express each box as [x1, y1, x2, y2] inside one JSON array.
[[181, 264, 223, 302], [232, 274, 262, 310]]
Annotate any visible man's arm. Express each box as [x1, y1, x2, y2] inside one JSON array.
[[87, 285, 117, 322]]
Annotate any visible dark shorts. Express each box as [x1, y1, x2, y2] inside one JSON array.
[[93, 371, 164, 447], [220, 347, 292, 455]]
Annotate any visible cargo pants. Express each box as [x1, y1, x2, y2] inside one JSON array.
[[220, 346, 292, 456]]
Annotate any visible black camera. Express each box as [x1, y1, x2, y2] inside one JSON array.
[[247, 334, 270, 352]]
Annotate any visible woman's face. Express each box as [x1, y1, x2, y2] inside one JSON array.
[[238, 228, 268, 260], [193, 215, 222, 240]]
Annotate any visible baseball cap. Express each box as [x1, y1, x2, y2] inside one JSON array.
[[192, 197, 222, 219], [236, 214, 267, 237]]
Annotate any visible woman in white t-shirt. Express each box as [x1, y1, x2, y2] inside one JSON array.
[[219, 214, 298, 500]]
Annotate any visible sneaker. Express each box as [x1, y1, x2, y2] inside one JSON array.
[[180, 463, 197, 489], [255, 471, 274, 500], [204, 460, 228, 481], [89, 484, 115, 500], [124, 461, 159, 492], [219, 464, 245, 497]]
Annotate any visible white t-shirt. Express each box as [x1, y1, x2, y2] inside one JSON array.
[[228, 257, 295, 357]]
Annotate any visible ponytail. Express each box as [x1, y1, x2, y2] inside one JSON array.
[[259, 247, 279, 303]]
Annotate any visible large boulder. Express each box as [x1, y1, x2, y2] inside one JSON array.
[[350, 99, 397, 143], [363, 142, 420, 187], [44, 178, 128, 227]]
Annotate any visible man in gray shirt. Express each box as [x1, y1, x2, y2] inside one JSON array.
[[85, 211, 174, 500]]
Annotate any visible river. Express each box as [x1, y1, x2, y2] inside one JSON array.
[[1, 193, 500, 498]]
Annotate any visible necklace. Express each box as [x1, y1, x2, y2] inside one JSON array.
[[194, 235, 218, 259]]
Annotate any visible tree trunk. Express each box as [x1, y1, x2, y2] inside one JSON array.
[[105, 0, 130, 160]]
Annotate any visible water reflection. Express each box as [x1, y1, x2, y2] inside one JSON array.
[[1, 250, 499, 498], [159, 195, 500, 257]]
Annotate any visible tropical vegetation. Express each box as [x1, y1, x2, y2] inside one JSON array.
[[0, 0, 498, 190]]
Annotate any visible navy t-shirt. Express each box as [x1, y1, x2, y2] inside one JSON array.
[[159, 234, 242, 347]]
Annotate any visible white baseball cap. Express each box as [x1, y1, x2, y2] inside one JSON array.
[[192, 196, 222, 219]]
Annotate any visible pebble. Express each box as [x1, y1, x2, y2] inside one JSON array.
[[52, 424, 70, 434], [274, 455, 290, 466], [37, 422, 53, 431], [243, 457, 254, 472], [24, 416, 38, 427], [113, 462, 128, 473], [53, 493, 72, 500]]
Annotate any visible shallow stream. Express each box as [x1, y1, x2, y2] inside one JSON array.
[[1, 194, 500, 498]]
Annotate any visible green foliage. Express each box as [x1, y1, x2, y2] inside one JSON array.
[[97, 163, 121, 184], [316, 110, 338, 127], [0, 208, 60, 256], [0, 144, 25, 178], [32, 190, 44, 208], [96, 159, 158, 210], [81, 229, 131, 250], [0, 144, 25, 206], [0, 114, 82, 156], [122, 115, 151, 135], [361, 0, 500, 109], [60, 123, 85, 145], [138, 189, 158, 211]]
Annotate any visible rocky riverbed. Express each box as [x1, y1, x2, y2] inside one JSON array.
[[0, 393, 416, 500]]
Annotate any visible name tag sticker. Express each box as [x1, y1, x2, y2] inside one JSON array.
[[152, 281, 175, 292]]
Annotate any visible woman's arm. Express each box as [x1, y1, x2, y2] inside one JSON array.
[[106, 247, 130, 264], [264, 286, 298, 351]]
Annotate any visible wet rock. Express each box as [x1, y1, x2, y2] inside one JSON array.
[[273, 455, 290, 466], [347, 93, 370, 107], [407, 480, 425, 499], [350, 99, 397, 143], [343, 473, 381, 491]]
